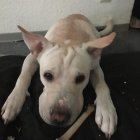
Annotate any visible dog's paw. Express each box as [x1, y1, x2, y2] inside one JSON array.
[[95, 94, 117, 139], [1, 89, 27, 124]]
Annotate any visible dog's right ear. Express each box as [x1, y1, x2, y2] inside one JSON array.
[[18, 25, 51, 56]]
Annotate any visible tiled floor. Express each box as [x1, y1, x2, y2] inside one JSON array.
[[0, 41, 29, 56], [103, 30, 140, 55]]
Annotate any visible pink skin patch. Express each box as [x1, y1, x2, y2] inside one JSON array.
[[31, 42, 43, 56]]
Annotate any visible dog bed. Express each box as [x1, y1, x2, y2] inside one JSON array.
[[0, 51, 140, 140]]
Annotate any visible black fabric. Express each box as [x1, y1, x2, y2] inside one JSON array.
[[132, 0, 140, 19], [0, 53, 140, 140]]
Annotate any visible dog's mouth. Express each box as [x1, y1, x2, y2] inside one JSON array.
[[40, 113, 71, 127], [39, 107, 72, 127], [39, 103, 89, 128], [49, 108, 72, 127]]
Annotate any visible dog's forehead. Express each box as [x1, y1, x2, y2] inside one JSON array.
[[40, 45, 91, 70]]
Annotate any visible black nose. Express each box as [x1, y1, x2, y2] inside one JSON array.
[[50, 105, 71, 126]]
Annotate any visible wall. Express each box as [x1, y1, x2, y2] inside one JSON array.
[[0, 0, 134, 34]]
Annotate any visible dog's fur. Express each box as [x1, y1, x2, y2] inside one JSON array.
[[1, 14, 117, 138]]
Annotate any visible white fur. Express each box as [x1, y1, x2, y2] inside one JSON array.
[[1, 14, 117, 138]]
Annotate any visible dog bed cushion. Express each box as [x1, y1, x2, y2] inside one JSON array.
[[0, 52, 140, 140]]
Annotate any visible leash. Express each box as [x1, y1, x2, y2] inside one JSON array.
[[56, 105, 94, 140]]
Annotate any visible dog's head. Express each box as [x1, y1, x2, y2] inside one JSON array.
[[18, 26, 115, 127]]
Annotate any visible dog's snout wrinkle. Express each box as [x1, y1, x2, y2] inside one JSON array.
[[63, 47, 76, 68]]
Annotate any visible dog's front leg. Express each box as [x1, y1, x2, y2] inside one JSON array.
[[90, 65, 117, 138], [1, 54, 38, 124]]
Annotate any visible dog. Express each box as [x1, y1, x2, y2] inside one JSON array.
[[1, 14, 117, 138]]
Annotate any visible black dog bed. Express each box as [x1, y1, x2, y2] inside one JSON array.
[[0, 51, 140, 140]]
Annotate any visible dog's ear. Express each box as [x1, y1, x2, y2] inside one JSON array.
[[86, 32, 116, 56], [18, 25, 51, 56]]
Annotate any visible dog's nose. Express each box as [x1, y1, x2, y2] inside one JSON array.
[[50, 101, 71, 125]]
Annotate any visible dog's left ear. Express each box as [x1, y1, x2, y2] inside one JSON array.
[[18, 25, 51, 56], [86, 32, 116, 56]]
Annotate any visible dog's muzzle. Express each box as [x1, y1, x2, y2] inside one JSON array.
[[49, 100, 71, 126]]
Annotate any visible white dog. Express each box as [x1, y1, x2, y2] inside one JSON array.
[[1, 14, 117, 138]]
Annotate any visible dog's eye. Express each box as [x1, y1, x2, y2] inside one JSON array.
[[44, 72, 54, 81], [75, 74, 85, 84]]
